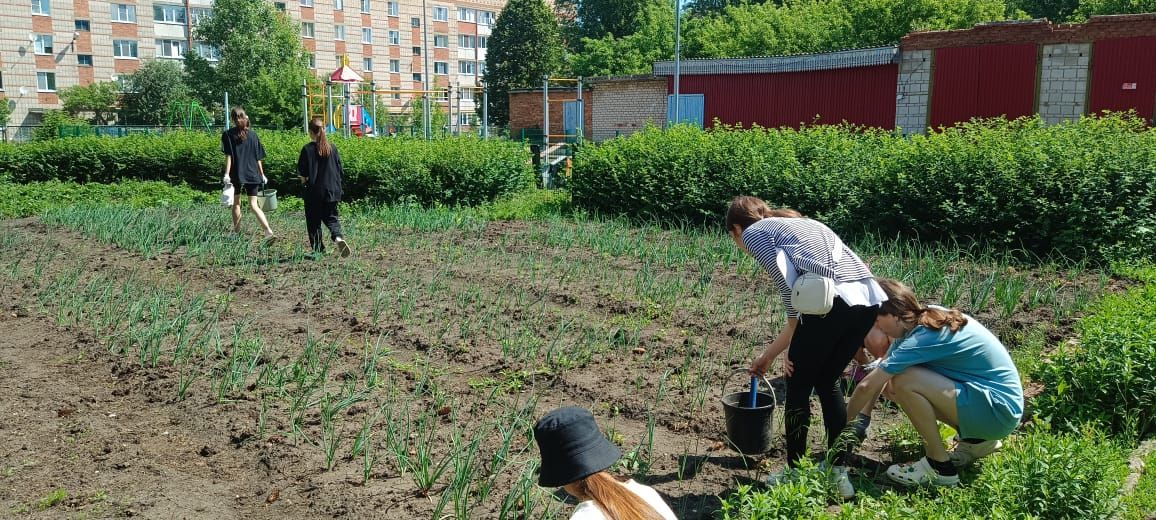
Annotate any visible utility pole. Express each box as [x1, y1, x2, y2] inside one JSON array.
[[672, 0, 682, 127], [422, 0, 432, 139]]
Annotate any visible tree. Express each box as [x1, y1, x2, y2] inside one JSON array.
[[58, 82, 119, 125], [485, 0, 565, 127], [1074, 0, 1156, 19], [32, 110, 91, 140], [121, 59, 192, 125], [195, 0, 312, 129], [1006, 0, 1081, 21], [576, 0, 661, 40], [0, 99, 12, 128], [688, 0, 779, 16], [573, 1, 676, 77]]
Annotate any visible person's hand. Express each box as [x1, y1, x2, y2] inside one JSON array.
[[222, 174, 230, 185], [299, 176, 307, 184], [749, 351, 774, 376], [782, 358, 795, 377]]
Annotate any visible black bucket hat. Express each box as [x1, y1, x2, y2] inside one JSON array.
[[534, 406, 621, 487]]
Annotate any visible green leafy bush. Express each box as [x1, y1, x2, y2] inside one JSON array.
[[483, 189, 572, 220], [0, 132, 533, 206], [571, 115, 1156, 262], [967, 428, 1129, 520], [31, 110, 91, 141], [0, 180, 214, 218], [717, 461, 836, 519], [1035, 281, 1156, 442]]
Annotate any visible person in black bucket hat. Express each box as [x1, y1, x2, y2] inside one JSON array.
[[534, 406, 677, 520]]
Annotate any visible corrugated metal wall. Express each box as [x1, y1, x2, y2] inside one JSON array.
[[929, 44, 1038, 128], [1089, 36, 1156, 122], [668, 64, 898, 129]]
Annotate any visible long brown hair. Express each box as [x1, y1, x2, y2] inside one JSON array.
[[724, 195, 802, 232], [230, 106, 251, 141], [876, 278, 968, 332], [308, 117, 332, 157], [576, 472, 664, 520]]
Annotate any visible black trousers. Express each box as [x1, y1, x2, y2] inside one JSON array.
[[784, 297, 878, 467], [304, 198, 343, 252]]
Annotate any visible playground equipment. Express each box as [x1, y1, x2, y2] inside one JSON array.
[[540, 76, 584, 188], [164, 100, 213, 130], [302, 56, 487, 140]]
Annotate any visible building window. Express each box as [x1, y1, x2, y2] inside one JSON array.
[[457, 7, 475, 22], [300, 0, 313, 6], [362, 27, 372, 43], [36, 72, 56, 92], [190, 8, 212, 25], [391, 87, 400, 100], [335, 0, 342, 10], [458, 35, 475, 48], [434, 61, 447, 75], [412, 46, 421, 56], [389, 59, 399, 72], [433, 6, 447, 21], [360, 0, 369, 13], [111, 3, 136, 22], [32, 0, 50, 15], [334, 25, 345, 40], [387, 1, 397, 16], [480, 10, 495, 25], [433, 34, 447, 48], [302, 22, 315, 38], [78, 54, 93, 66], [411, 17, 420, 27], [33, 34, 53, 55], [307, 53, 316, 68], [363, 57, 373, 71], [75, 19, 91, 31], [478, 36, 488, 49], [195, 42, 220, 61], [458, 60, 475, 75], [388, 30, 399, 45], [274, 2, 286, 11], [153, 4, 187, 24], [477, 60, 485, 74], [458, 112, 472, 126], [113, 39, 138, 58], [156, 39, 187, 59], [413, 73, 422, 82]]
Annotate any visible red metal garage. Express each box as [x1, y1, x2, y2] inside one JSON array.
[[654, 47, 899, 130], [929, 43, 1039, 128], [1088, 36, 1156, 122]]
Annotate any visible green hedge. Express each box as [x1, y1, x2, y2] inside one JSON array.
[[571, 115, 1156, 262], [0, 132, 534, 206]]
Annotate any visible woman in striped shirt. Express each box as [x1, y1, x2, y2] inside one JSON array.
[[727, 196, 886, 497]]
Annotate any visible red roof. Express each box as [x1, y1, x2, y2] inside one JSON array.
[[329, 64, 364, 83]]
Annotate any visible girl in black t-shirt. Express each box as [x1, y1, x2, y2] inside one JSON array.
[[222, 107, 276, 241], [297, 117, 351, 257]]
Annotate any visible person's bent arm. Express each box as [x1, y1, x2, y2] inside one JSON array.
[[847, 367, 894, 420], [750, 317, 797, 375]]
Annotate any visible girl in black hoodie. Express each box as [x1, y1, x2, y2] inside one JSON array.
[[297, 118, 352, 257]]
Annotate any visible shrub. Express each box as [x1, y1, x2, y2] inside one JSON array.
[[0, 132, 533, 206], [1034, 280, 1156, 442], [967, 428, 1129, 520], [31, 110, 91, 141], [483, 189, 572, 220], [571, 114, 1156, 262]]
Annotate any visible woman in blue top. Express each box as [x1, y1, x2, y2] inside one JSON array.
[[846, 278, 1024, 487]]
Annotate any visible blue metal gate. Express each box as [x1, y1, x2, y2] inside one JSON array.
[[563, 101, 582, 141], [667, 94, 705, 128]]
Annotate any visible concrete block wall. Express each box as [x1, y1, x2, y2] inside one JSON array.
[[1038, 43, 1091, 124], [590, 76, 666, 142], [895, 49, 931, 135]]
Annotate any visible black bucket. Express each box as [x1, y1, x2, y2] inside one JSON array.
[[722, 390, 776, 454]]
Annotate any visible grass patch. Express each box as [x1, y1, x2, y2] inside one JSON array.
[[1123, 451, 1156, 520]]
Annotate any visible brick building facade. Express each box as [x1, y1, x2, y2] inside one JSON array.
[[0, 0, 504, 131], [508, 86, 593, 141]]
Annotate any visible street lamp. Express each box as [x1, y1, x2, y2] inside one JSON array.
[[672, 0, 682, 128]]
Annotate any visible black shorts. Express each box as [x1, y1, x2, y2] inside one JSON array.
[[233, 183, 261, 197]]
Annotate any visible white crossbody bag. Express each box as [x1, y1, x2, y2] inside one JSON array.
[[778, 237, 843, 316]]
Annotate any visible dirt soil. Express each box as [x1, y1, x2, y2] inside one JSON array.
[[0, 215, 1105, 519]]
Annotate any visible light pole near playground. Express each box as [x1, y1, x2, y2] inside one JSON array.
[[671, 0, 682, 128]]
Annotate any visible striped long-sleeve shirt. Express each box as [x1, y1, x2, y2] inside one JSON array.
[[742, 217, 876, 318]]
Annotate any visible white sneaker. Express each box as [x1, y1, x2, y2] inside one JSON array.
[[828, 465, 855, 499], [950, 437, 1002, 467], [885, 457, 960, 487], [335, 237, 351, 257], [765, 467, 798, 487]]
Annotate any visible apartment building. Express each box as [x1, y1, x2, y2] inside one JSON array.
[[0, 0, 504, 130]]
